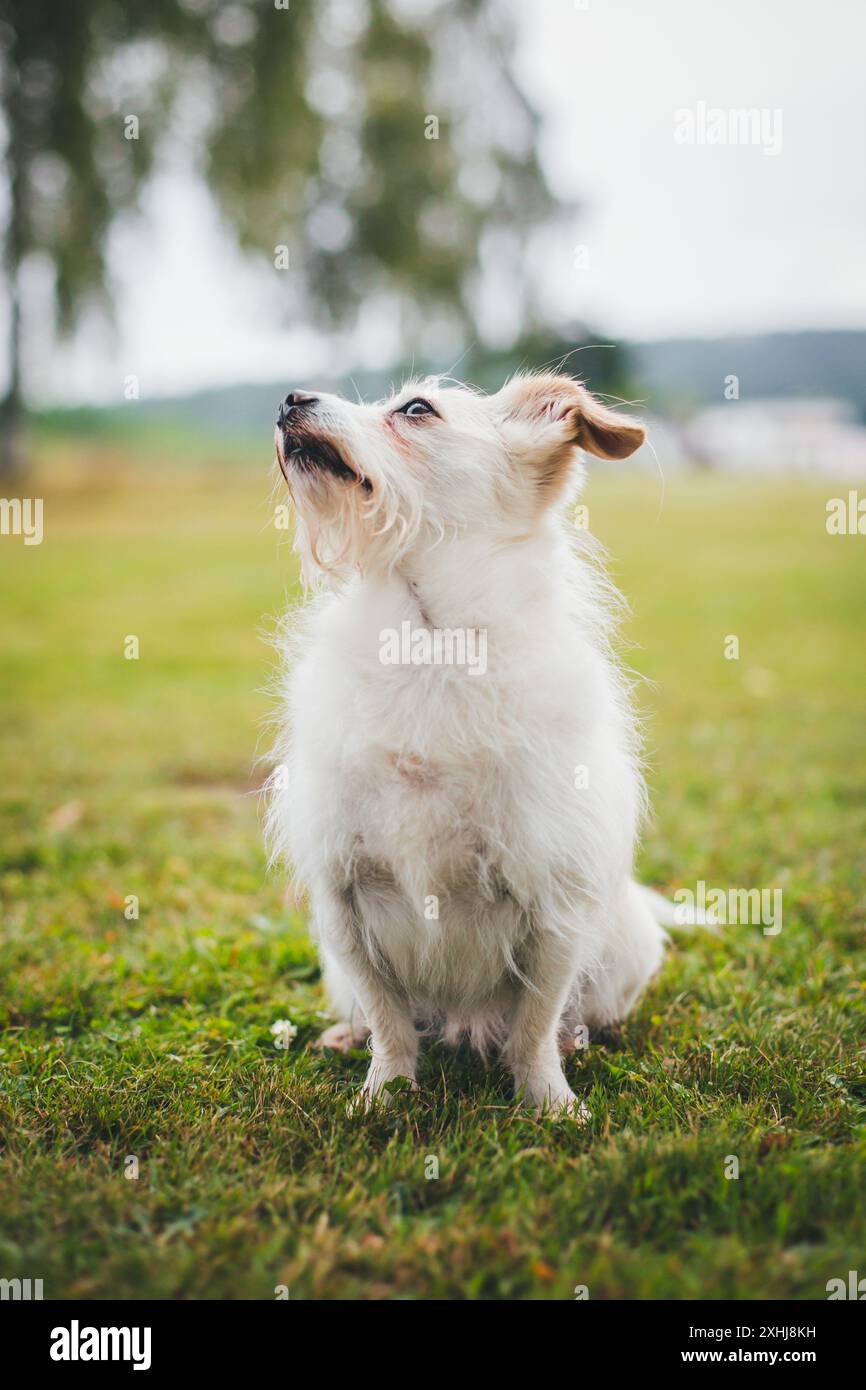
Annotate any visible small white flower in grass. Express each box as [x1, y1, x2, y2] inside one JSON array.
[[271, 1018, 298, 1050]]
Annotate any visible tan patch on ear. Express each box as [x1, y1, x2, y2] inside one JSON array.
[[497, 375, 579, 506], [571, 389, 645, 460], [498, 374, 645, 486]]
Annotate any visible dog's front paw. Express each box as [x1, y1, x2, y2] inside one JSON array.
[[348, 1062, 418, 1116], [517, 1072, 590, 1123], [540, 1089, 590, 1123], [347, 1087, 379, 1117]]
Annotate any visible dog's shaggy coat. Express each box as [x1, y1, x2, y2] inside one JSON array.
[[268, 373, 670, 1116]]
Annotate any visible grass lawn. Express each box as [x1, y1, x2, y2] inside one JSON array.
[[1, 431, 864, 1300]]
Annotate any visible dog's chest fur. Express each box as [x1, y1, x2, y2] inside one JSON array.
[[279, 565, 636, 1008]]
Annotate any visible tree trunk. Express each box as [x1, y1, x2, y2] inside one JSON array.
[[0, 276, 25, 484], [1, 36, 26, 486]]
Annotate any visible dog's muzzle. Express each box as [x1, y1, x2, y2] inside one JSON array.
[[277, 390, 318, 432], [275, 390, 371, 491]]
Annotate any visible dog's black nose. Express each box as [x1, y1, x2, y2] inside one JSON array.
[[277, 390, 318, 429]]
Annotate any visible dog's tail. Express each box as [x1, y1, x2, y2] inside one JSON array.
[[634, 882, 720, 931]]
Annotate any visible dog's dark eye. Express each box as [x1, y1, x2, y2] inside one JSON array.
[[398, 397, 435, 418]]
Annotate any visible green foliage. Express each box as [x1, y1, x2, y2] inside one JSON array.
[[0, 0, 559, 361], [0, 440, 863, 1298], [1, 0, 187, 323]]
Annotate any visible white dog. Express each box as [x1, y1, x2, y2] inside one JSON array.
[[268, 372, 674, 1117]]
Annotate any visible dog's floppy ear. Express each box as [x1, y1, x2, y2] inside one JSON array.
[[495, 373, 645, 501]]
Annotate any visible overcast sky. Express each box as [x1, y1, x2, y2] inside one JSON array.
[[23, 0, 866, 404]]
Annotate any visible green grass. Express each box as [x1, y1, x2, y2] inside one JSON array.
[[1, 432, 864, 1299]]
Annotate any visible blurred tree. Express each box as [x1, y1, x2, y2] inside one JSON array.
[[0, 0, 197, 478], [0, 0, 569, 479]]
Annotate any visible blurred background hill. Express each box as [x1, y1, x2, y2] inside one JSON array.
[[34, 327, 866, 480]]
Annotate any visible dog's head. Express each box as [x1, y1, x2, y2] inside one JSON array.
[[274, 373, 645, 582]]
